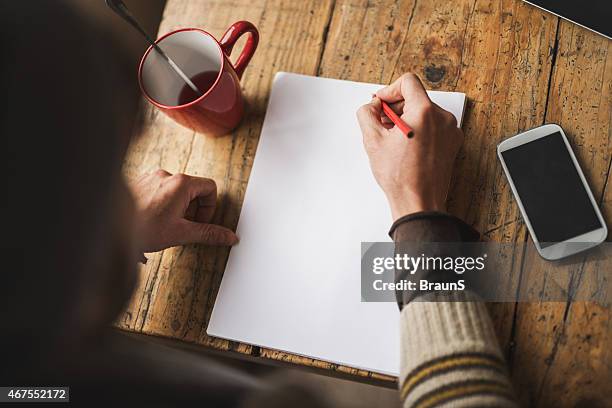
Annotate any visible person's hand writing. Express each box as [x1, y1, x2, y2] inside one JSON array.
[[132, 170, 238, 252], [356, 73, 464, 220]]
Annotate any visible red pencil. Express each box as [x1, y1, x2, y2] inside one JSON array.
[[380, 99, 414, 138]]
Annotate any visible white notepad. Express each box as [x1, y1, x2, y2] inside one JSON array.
[[207, 73, 467, 376]]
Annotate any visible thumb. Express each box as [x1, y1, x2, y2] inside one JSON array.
[[179, 221, 239, 246]]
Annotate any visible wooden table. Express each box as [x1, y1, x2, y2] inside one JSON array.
[[117, 1, 611, 406]]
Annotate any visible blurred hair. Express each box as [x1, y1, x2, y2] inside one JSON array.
[[0, 0, 140, 379]]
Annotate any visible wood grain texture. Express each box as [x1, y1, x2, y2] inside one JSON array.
[[508, 21, 612, 407], [118, 0, 335, 355], [116, 0, 612, 400], [319, 0, 557, 362]]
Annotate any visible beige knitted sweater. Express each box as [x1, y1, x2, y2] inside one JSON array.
[[392, 212, 518, 408]]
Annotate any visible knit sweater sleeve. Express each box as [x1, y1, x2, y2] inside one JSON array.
[[391, 212, 519, 408]]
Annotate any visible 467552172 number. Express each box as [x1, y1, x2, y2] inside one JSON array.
[[1, 387, 69, 403]]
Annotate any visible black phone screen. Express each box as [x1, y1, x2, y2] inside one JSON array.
[[524, 1, 611, 39], [501, 131, 602, 246]]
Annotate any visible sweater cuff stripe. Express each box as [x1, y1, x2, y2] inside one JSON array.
[[400, 353, 507, 400], [408, 379, 515, 408]]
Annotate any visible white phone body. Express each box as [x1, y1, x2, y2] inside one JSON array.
[[497, 124, 607, 260]]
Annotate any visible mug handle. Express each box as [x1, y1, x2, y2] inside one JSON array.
[[219, 21, 259, 79]]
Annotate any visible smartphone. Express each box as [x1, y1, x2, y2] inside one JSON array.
[[497, 124, 607, 260]]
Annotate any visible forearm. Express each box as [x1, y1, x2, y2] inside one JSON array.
[[399, 293, 516, 407], [392, 213, 518, 407]]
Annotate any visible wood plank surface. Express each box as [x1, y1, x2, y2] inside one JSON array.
[[118, 0, 335, 354], [508, 21, 612, 407], [117, 0, 611, 404], [318, 0, 557, 352]]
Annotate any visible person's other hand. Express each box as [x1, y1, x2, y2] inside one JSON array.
[[132, 170, 238, 252], [356, 73, 464, 220]]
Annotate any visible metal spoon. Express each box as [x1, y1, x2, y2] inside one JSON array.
[[106, 0, 203, 96]]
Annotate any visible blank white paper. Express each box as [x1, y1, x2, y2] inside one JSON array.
[[207, 72, 467, 376]]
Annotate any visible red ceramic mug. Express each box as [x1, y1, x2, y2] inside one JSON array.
[[138, 21, 259, 136]]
